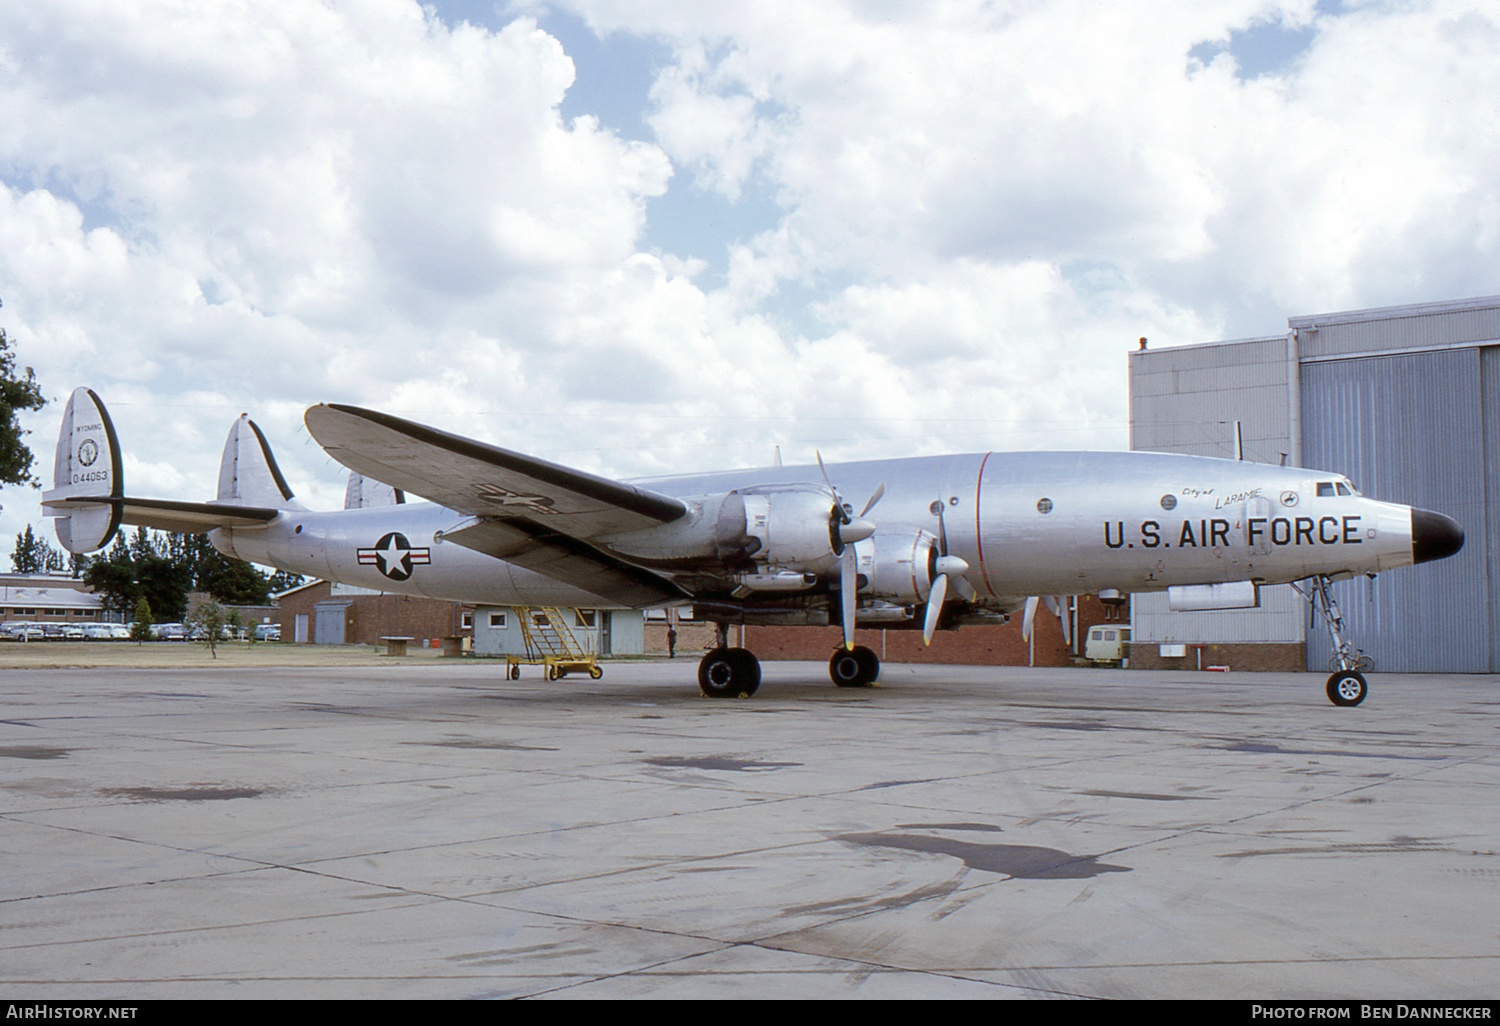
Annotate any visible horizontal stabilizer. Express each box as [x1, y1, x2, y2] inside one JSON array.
[[43, 387, 122, 553]]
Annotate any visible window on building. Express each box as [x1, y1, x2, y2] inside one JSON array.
[[575, 610, 596, 628], [488, 612, 507, 629]]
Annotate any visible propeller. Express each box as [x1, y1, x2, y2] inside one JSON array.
[[818, 453, 883, 650], [922, 495, 971, 645]]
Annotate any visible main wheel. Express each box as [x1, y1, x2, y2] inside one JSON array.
[[829, 645, 880, 687], [699, 647, 761, 698], [1326, 670, 1368, 707]]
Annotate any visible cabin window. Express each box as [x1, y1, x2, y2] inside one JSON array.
[[1317, 482, 1336, 497]]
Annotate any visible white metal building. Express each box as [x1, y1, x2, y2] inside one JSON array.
[[1129, 295, 1495, 673]]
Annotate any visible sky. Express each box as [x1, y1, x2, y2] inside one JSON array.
[[2, 0, 1498, 554]]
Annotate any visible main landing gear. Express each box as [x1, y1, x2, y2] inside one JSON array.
[[828, 645, 880, 687], [1293, 575, 1371, 707], [696, 627, 883, 697], [698, 623, 760, 698]]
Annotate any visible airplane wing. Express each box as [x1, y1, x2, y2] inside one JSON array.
[[304, 404, 690, 606]]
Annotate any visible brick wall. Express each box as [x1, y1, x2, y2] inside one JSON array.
[[1127, 641, 1305, 672]]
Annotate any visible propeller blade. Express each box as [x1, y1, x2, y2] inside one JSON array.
[[923, 571, 949, 645], [840, 545, 857, 650], [1021, 595, 1040, 641], [859, 483, 886, 518]]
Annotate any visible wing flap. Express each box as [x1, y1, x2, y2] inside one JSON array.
[[442, 518, 687, 607], [304, 404, 687, 538]]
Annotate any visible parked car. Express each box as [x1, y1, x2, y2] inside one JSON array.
[[153, 623, 188, 641], [253, 623, 281, 642]]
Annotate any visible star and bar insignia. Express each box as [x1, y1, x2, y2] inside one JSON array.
[[357, 532, 431, 581]]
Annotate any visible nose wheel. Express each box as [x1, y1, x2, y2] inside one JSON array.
[[1326, 669, 1367, 707]]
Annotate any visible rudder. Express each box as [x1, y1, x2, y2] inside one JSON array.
[[43, 387, 122, 553]]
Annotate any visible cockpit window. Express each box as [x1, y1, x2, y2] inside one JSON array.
[[1335, 482, 1351, 496], [1317, 482, 1336, 497]]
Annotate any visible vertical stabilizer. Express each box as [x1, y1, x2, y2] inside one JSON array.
[[43, 387, 122, 553], [217, 415, 297, 509], [344, 471, 405, 509]]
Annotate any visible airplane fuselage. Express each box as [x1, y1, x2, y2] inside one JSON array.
[[212, 450, 1424, 613]]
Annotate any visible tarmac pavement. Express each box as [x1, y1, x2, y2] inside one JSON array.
[[1, 650, 1496, 999]]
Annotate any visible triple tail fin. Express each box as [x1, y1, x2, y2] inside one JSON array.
[[42, 388, 288, 553], [44, 387, 123, 553], [217, 414, 300, 510], [343, 471, 405, 510]]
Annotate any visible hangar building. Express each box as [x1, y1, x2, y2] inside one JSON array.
[[1129, 295, 1494, 674]]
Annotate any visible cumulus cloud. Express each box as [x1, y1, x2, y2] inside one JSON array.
[[2, 0, 1497, 551]]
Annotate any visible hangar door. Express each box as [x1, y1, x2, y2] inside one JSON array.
[[1300, 347, 1489, 672]]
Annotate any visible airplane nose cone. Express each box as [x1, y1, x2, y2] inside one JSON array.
[[1412, 508, 1464, 564]]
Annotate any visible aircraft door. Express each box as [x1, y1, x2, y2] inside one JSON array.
[[1246, 495, 1274, 558]]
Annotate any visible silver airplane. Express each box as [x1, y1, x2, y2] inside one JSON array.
[[43, 387, 1464, 706]]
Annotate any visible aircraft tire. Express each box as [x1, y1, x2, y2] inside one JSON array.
[[699, 647, 760, 698], [829, 645, 880, 687], [1326, 670, 1368, 707]]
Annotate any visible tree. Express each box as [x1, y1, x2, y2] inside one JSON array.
[[0, 303, 47, 489], [82, 529, 192, 622], [187, 599, 230, 658], [165, 532, 275, 605], [11, 524, 65, 573], [130, 597, 153, 645]]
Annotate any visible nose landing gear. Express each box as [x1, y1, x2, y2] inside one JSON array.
[[1294, 575, 1372, 707]]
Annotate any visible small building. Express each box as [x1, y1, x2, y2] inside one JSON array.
[[472, 606, 644, 658], [277, 580, 472, 647], [0, 573, 105, 623]]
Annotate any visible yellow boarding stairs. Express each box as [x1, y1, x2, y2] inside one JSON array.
[[506, 607, 603, 680]]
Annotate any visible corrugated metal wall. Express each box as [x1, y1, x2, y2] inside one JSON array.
[[1300, 348, 1490, 672]]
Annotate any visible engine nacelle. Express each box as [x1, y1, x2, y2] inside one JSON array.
[[598, 483, 842, 572], [738, 485, 842, 570], [852, 531, 941, 605]]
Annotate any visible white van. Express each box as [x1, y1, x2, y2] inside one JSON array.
[[1085, 625, 1131, 666]]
